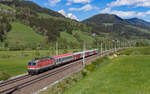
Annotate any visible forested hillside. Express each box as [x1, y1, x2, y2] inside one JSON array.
[[83, 14, 150, 40], [126, 18, 150, 30]]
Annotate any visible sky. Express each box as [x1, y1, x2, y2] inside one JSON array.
[[28, 0, 150, 22]]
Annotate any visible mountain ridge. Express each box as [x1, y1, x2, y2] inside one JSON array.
[[125, 17, 150, 30], [82, 13, 150, 40], [0, 0, 65, 18]]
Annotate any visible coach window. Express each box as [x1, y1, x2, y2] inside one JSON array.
[[57, 59, 59, 62]]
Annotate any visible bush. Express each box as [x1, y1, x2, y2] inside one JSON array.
[[73, 49, 79, 53], [85, 64, 96, 72], [0, 72, 11, 80], [81, 70, 87, 77], [85, 56, 109, 73], [144, 51, 150, 55]]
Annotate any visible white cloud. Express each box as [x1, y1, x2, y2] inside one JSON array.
[[145, 10, 150, 14], [108, 0, 150, 7], [101, 8, 111, 13], [100, 8, 150, 18], [66, 2, 72, 6], [58, 9, 79, 21], [68, 0, 91, 4], [45, 0, 61, 6], [69, 4, 93, 11]]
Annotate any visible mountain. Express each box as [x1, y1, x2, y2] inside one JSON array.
[[82, 14, 150, 40], [126, 18, 150, 30], [82, 14, 130, 25], [0, 0, 95, 50]]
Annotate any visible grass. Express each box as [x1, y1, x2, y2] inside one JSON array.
[[6, 22, 45, 48], [0, 56, 31, 77], [63, 55, 150, 94]]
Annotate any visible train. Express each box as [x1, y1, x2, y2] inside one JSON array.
[[28, 49, 98, 75]]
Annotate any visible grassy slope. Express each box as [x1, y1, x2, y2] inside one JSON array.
[[72, 30, 95, 45], [38, 13, 53, 19], [60, 32, 78, 43], [6, 22, 45, 48], [0, 4, 16, 12], [59, 31, 95, 45]]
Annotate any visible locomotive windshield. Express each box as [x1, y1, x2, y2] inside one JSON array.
[[28, 62, 37, 66]]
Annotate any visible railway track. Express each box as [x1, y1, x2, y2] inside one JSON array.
[[0, 49, 123, 94], [0, 61, 80, 94], [0, 75, 31, 87]]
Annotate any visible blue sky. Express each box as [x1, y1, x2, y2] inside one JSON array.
[[28, 0, 150, 21]]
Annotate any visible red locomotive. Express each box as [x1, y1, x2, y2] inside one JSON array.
[[28, 49, 98, 75]]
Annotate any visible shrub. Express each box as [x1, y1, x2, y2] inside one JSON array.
[[0, 72, 11, 80], [144, 51, 150, 55], [85, 64, 96, 72], [73, 49, 79, 53], [81, 70, 87, 77], [85, 56, 109, 73]]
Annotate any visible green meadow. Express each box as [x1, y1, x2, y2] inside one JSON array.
[[62, 47, 150, 94]]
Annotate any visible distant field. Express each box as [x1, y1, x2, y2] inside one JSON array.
[[119, 47, 150, 55], [63, 55, 150, 94], [6, 22, 45, 48]]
